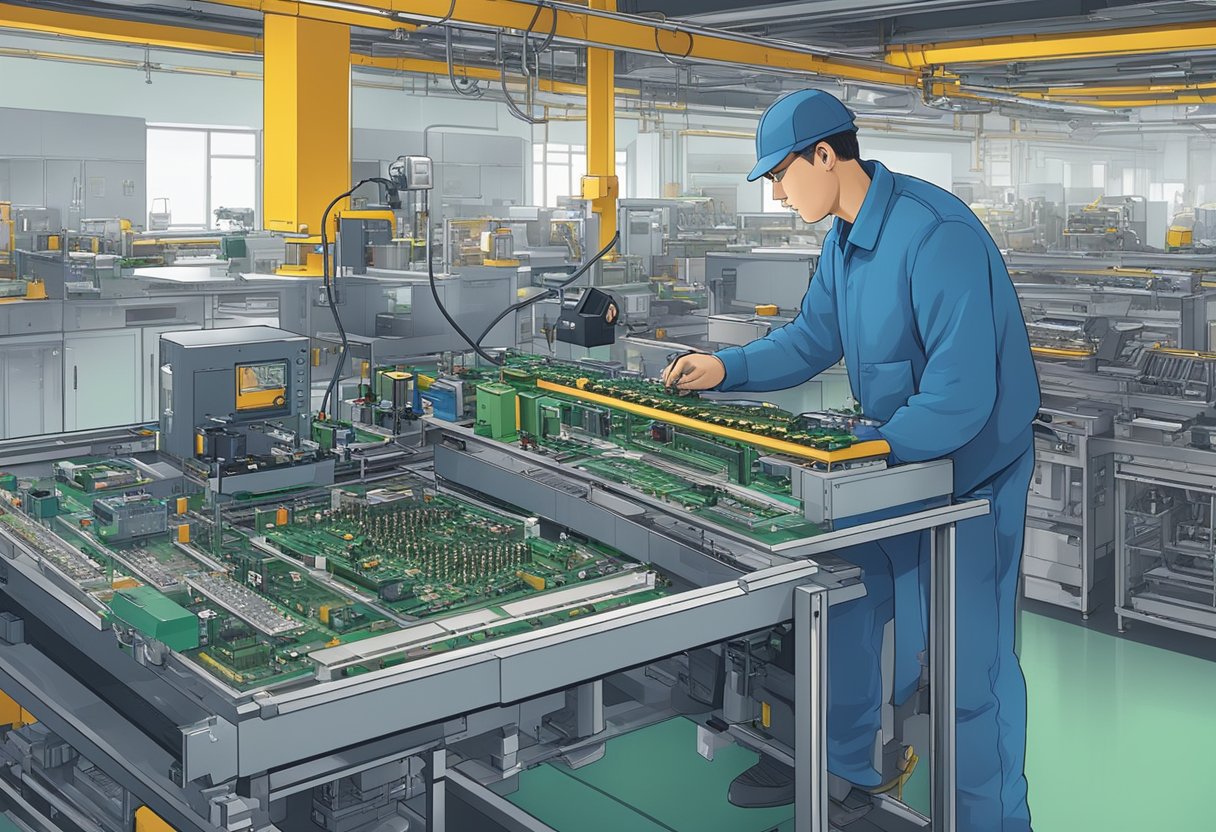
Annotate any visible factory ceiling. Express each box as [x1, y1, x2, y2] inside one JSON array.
[[6, 0, 1216, 115]]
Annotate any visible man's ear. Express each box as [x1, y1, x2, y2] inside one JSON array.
[[815, 141, 836, 170]]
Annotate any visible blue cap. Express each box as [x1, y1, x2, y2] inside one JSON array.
[[747, 90, 857, 182]]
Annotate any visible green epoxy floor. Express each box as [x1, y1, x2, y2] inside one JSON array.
[[509, 612, 1216, 831]]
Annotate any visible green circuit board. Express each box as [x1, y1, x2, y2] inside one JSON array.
[[498, 352, 863, 450], [0, 469, 668, 692], [459, 354, 835, 546], [263, 482, 650, 617]]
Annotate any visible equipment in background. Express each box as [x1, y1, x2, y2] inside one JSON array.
[[10, 206, 62, 253], [1063, 195, 1147, 251], [346, 365, 423, 436], [148, 198, 172, 231], [1165, 204, 1216, 251], [333, 157, 433, 275], [556, 288, 618, 348], [158, 327, 329, 491], [213, 206, 255, 232], [65, 218, 135, 255], [481, 228, 520, 267], [1011, 252, 1216, 618]]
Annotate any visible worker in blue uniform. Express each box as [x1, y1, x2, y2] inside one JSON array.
[[663, 89, 1040, 831]]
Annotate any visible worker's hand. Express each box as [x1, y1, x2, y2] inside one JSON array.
[[851, 423, 884, 442], [661, 353, 726, 394]]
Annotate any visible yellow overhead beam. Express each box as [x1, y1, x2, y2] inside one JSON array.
[[0, 1, 262, 54], [204, 0, 919, 87], [888, 21, 1216, 68]]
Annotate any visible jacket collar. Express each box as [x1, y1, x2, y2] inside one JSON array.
[[834, 159, 894, 253]]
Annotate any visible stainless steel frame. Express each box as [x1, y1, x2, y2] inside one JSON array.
[[0, 421, 984, 832]]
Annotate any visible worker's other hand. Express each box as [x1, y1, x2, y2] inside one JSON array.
[[661, 353, 726, 394], [851, 423, 884, 442]]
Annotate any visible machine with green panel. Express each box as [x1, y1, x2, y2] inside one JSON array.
[[108, 586, 200, 651]]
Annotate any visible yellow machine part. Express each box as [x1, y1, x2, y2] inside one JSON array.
[[761, 701, 772, 729], [0, 690, 35, 729], [754, 304, 779, 316], [1166, 226, 1193, 249], [176, 524, 190, 544], [1151, 345, 1216, 360], [1031, 346, 1095, 358], [534, 379, 890, 464], [135, 806, 176, 832]]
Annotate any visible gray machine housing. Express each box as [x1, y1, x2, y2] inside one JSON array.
[[158, 327, 310, 460]]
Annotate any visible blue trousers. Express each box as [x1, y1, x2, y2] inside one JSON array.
[[827, 442, 1034, 832]]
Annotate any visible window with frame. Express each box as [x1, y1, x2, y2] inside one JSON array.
[[147, 126, 259, 230], [532, 143, 627, 207]]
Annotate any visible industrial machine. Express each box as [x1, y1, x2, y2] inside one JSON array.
[[213, 207, 255, 233], [1063, 195, 1147, 251], [0, 324, 982, 832], [158, 327, 329, 492], [972, 198, 1063, 252], [1010, 252, 1216, 619], [705, 249, 817, 348]]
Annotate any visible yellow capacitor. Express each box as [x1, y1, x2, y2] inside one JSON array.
[[761, 701, 772, 728], [276, 507, 289, 526], [177, 524, 190, 544], [175, 497, 188, 515], [319, 605, 330, 625], [517, 571, 546, 591]]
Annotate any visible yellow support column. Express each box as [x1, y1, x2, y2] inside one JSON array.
[[263, 14, 351, 237], [581, 0, 618, 253]]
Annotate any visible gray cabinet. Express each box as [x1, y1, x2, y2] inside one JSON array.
[[0, 335, 62, 440], [63, 329, 140, 431]]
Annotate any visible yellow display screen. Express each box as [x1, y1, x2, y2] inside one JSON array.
[[235, 361, 288, 412]]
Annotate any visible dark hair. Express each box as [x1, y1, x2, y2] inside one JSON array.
[[803, 129, 859, 163]]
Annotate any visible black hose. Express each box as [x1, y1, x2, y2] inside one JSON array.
[[471, 230, 621, 352]]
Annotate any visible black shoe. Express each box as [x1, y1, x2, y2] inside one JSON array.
[[728, 755, 794, 808], [728, 757, 875, 827], [829, 788, 875, 827]]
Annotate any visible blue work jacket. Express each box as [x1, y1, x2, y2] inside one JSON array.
[[715, 159, 1040, 496]]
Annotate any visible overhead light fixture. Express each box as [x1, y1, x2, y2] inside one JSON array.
[[298, 0, 391, 16]]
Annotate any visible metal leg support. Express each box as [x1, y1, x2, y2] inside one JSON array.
[[930, 524, 957, 832], [794, 584, 828, 832], [425, 748, 446, 832]]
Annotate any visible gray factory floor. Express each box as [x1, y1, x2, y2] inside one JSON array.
[[508, 610, 1216, 832]]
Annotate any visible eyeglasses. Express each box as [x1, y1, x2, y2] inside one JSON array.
[[764, 163, 793, 183]]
